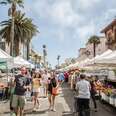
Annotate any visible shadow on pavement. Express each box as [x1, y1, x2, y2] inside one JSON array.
[[61, 83, 74, 116], [25, 108, 48, 115]]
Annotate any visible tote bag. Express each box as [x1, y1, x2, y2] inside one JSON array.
[[52, 87, 59, 96]]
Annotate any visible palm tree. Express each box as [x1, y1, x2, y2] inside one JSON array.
[[88, 35, 100, 57], [0, 0, 24, 56], [0, 11, 38, 56]]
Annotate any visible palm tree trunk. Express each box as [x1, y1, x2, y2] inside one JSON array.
[[10, 16, 14, 56], [15, 38, 19, 56], [93, 43, 96, 57], [10, 2, 16, 57], [27, 39, 30, 60]]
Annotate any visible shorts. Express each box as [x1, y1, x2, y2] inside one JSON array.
[[12, 95, 25, 108], [33, 88, 40, 93], [48, 91, 52, 95]]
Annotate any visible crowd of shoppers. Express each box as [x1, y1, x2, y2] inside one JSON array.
[[7, 66, 61, 116], [0, 66, 102, 116]]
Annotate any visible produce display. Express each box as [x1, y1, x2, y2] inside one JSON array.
[[100, 79, 116, 107]]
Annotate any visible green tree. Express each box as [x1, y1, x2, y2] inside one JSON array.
[[88, 35, 100, 57], [0, 0, 24, 56], [0, 11, 38, 56]]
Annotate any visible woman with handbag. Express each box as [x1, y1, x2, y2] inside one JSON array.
[[47, 71, 59, 112]]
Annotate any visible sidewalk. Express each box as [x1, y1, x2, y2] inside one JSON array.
[[0, 84, 73, 116], [0, 83, 116, 116]]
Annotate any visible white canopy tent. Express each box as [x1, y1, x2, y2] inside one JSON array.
[[86, 49, 113, 66], [0, 49, 12, 59], [0, 48, 13, 69], [96, 50, 116, 64], [14, 56, 35, 68]]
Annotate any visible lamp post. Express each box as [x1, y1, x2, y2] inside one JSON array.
[[38, 56, 41, 69], [42, 45, 47, 68], [34, 54, 38, 69], [57, 55, 60, 68]]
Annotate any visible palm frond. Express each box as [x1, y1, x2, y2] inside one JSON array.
[[0, 11, 39, 45]]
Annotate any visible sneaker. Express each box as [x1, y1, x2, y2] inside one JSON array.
[[10, 112, 16, 116], [52, 108, 56, 112], [36, 104, 40, 109], [48, 106, 52, 111], [94, 108, 98, 112], [33, 108, 37, 112]]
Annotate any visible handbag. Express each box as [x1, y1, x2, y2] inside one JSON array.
[[51, 78, 59, 96], [52, 87, 59, 96]]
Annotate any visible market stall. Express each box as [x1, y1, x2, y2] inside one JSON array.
[[100, 79, 116, 107], [13, 56, 35, 68]]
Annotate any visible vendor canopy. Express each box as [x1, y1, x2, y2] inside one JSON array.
[[96, 50, 116, 64], [86, 49, 113, 66], [0, 48, 11, 59], [0, 48, 13, 69], [14, 56, 34, 68]]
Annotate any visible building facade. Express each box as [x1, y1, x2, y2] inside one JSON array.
[[86, 36, 108, 58], [77, 36, 108, 61], [101, 19, 116, 50]]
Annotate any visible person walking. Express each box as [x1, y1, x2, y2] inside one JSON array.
[[76, 74, 91, 116], [32, 72, 41, 111], [11, 66, 31, 116], [47, 72, 59, 112], [90, 80, 97, 112], [42, 70, 49, 97], [58, 72, 65, 86]]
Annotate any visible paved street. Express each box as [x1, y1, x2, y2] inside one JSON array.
[[0, 83, 116, 116]]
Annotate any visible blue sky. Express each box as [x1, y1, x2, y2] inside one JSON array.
[[0, 0, 116, 67]]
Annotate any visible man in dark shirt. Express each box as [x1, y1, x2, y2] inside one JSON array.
[[12, 66, 31, 116]]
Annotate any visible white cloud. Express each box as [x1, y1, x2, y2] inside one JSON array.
[[25, 0, 83, 27], [74, 21, 96, 44], [104, 8, 116, 20], [77, 0, 101, 10], [25, 0, 116, 44], [51, 1, 83, 27]]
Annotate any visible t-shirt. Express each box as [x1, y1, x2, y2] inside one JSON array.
[[32, 78, 40, 89], [76, 80, 90, 99], [42, 74, 49, 84], [14, 74, 30, 96], [58, 73, 64, 81]]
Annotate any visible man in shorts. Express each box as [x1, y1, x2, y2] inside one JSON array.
[[12, 66, 31, 116]]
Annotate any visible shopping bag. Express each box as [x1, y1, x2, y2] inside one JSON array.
[[25, 90, 31, 99], [52, 87, 59, 96]]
